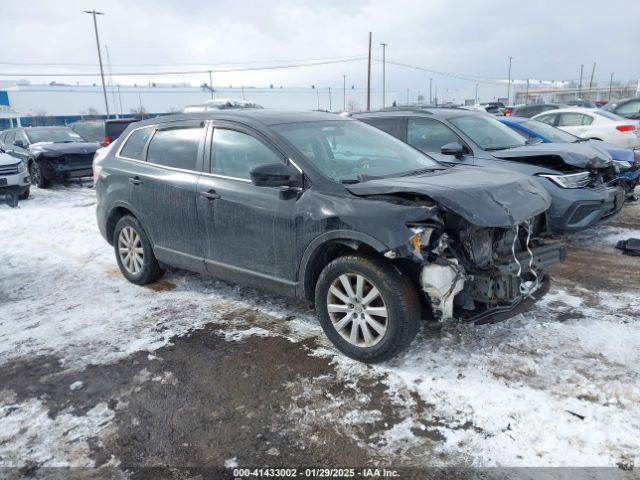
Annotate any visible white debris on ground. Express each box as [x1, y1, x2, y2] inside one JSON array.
[[1, 186, 639, 468]]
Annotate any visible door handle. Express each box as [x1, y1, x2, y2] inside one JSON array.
[[129, 176, 142, 186], [200, 189, 220, 200]]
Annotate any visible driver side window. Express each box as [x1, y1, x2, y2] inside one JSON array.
[[407, 118, 461, 152], [210, 129, 283, 180]]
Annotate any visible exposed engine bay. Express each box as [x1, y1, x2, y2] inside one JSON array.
[[407, 208, 565, 325]]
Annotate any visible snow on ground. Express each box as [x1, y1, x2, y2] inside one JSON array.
[[1, 186, 639, 469]]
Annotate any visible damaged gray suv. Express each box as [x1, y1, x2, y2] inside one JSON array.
[[96, 110, 565, 362]]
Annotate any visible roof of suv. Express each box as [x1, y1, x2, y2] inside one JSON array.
[[132, 109, 351, 128], [353, 108, 483, 120]]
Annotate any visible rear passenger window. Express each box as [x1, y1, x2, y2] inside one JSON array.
[[211, 129, 282, 180], [120, 126, 153, 160], [536, 114, 556, 126], [147, 127, 202, 171], [361, 117, 403, 139]]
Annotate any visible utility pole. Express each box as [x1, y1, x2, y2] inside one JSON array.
[[366, 32, 372, 111], [609, 72, 614, 101], [588, 62, 596, 100], [208, 71, 214, 99], [578, 64, 584, 98], [84, 10, 110, 118], [342, 74, 346, 111], [381, 42, 388, 108], [315, 86, 320, 110], [475, 82, 479, 104], [104, 44, 118, 118], [434, 85, 438, 106], [525, 78, 530, 105], [328, 87, 332, 111], [507, 56, 513, 105], [429, 78, 433, 105], [406, 88, 409, 104]]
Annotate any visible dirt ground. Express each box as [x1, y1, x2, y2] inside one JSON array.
[[0, 187, 639, 479]]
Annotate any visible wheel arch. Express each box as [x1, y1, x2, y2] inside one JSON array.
[[297, 230, 389, 301], [105, 201, 143, 245]]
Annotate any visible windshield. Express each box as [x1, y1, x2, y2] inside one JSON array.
[[26, 128, 86, 144], [272, 120, 444, 182], [449, 115, 526, 150], [520, 119, 578, 143]]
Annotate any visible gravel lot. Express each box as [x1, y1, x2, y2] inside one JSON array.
[[0, 185, 639, 476]]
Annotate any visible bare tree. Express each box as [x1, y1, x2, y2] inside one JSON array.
[[29, 109, 48, 126], [166, 107, 181, 113], [130, 105, 148, 119], [347, 100, 360, 112]]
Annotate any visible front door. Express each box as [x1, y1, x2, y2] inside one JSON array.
[[196, 124, 300, 293], [406, 117, 476, 165]]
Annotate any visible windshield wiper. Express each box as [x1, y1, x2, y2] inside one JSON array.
[[396, 167, 446, 177]]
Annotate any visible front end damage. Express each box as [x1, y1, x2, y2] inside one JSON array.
[[383, 198, 565, 325], [412, 214, 564, 324]]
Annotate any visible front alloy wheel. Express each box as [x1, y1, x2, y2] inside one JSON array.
[[315, 254, 421, 363], [327, 273, 388, 348]]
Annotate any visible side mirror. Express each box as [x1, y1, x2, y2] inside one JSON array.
[[14, 140, 26, 149], [440, 142, 464, 159], [250, 162, 295, 188]]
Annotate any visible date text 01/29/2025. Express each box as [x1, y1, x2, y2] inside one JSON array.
[[233, 467, 400, 477]]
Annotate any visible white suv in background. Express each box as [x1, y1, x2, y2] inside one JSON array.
[[0, 149, 30, 200], [533, 107, 640, 150]]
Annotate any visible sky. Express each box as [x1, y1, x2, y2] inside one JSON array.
[[2, 0, 639, 102]]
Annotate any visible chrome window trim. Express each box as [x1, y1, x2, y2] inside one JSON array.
[[115, 124, 157, 162]]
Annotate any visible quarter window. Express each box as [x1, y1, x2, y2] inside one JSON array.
[[407, 118, 461, 152], [146, 126, 202, 171], [120, 126, 154, 160], [210, 129, 282, 180]]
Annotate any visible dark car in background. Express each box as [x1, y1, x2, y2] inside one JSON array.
[[354, 109, 626, 234], [95, 110, 564, 362], [511, 103, 567, 118], [0, 127, 100, 188], [70, 118, 137, 147], [602, 98, 640, 121], [499, 116, 639, 194]]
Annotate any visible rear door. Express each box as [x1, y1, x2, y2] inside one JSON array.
[[196, 122, 300, 291], [129, 121, 207, 271], [557, 113, 592, 137]]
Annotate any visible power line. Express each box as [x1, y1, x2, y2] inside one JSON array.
[[0, 54, 367, 68], [0, 57, 367, 77]]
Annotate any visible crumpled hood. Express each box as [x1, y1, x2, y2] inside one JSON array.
[[29, 142, 100, 156], [0, 152, 20, 166], [345, 166, 551, 228], [582, 139, 635, 164], [491, 143, 613, 169]]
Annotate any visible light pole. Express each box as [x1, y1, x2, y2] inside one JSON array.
[[328, 87, 332, 111], [475, 82, 479, 104], [381, 42, 387, 108], [609, 72, 614, 101], [507, 56, 513, 105], [208, 70, 214, 99], [578, 64, 584, 98], [342, 74, 346, 111], [84, 10, 110, 118], [429, 78, 433, 105]]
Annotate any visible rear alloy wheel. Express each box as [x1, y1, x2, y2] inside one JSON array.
[[315, 254, 421, 363], [114, 215, 165, 285]]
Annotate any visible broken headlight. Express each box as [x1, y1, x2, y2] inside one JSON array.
[[17, 160, 27, 173], [539, 172, 591, 189]]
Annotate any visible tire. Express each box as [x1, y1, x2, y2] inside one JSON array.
[[29, 160, 49, 189], [315, 254, 421, 363], [113, 215, 165, 285], [18, 187, 30, 200]]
